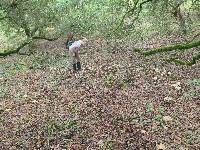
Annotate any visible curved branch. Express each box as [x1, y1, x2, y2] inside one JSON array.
[[164, 52, 200, 66], [128, 0, 153, 28], [116, 0, 153, 30], [0, 35, 61, 57], [134, 40, 200, 56], [117, 0, 139, 29], [0, 40, 32, 57], [32, 35, 61, 41]]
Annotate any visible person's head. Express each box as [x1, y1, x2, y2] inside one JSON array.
[[67, 32, 73, 40], [80, 37, 88, 46]]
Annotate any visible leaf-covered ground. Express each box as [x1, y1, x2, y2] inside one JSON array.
[[0, 37, 200, 149]]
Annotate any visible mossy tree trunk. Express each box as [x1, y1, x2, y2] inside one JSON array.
[[134, 40, 200, 65], [165, 53, 200, 66], [134, 40, 200, 56]]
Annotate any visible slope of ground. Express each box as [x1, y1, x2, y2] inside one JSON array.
[[0, 38, 199, 149]]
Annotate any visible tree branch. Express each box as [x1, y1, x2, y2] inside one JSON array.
[[116, 0, 153, 30], [32, 35, 61, 41], [134, 40, 200, 56], [164, 52, 200, 66], [0, 40, 32, 57], [118, 0, 139, 28], [128, 0, 153, 28], [0, 33, 61, 57]]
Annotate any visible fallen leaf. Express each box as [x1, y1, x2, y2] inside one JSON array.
[[5, 108, 11, 112], [153, 76, 158, 80], [164, 96, 173, 102], [32, 100, 38, 103], [157, 143, 166, 150], [97, 140, 104, 147], [141, 130, 147, 134], [163, 116, 173, 122]]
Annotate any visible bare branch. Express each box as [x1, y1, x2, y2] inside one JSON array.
[[116, 0, 139, 30], [116, 0, 153, 31]]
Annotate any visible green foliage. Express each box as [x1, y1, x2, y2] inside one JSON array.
[[183, 78, 200, 99], [0, 0, 65, 52], [104, 73, 114, 86], [44, 119, 77, 142], [188, 78, 200, 85], [0, 0, 199, 55], [186, 130, 200, 145], [107, 141, 114, 150], [30, 52, 69, 69], [0, 85, 7, 98], [145, 102, 153, 113], [0, 58, 29, 78], [118, 79, 127, 89], [0, 50, 68, 78], [143, 102, 166, 129], [154, 114, 165, 128], [157, 106, 164, 114]]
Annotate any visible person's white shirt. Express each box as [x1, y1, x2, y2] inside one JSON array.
[[69, 40, 81, 50], [69, 38, 88, 51]]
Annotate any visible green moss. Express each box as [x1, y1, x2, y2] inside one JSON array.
[[134, 40, 200, 57], [133, 40, 200, 65], [166, 52, 200, 66], [143, 40, 200, 56]]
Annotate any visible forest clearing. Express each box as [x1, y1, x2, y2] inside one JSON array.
[[0, 0, 200, 149]]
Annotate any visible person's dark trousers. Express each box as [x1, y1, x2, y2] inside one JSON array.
[[77, 62, 81, 70]]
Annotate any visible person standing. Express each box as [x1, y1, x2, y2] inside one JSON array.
[[65, 32, 87, 72]]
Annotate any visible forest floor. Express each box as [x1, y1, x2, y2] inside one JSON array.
[[0, 36, 200, 149]]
